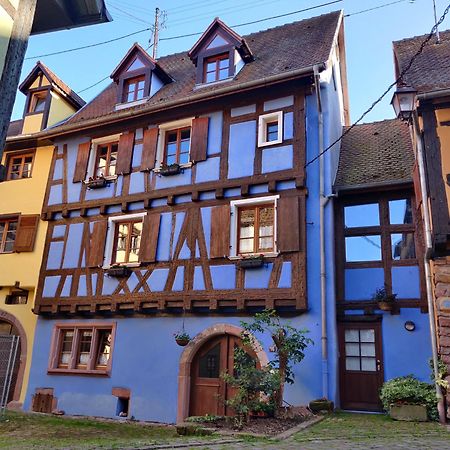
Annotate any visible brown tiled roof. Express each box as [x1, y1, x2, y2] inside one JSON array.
[[64, 11, 342, 127], [334, 119, 414, 190], [393, 29, 450, 94]]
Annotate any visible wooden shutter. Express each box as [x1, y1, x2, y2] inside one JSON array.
[[116, 132, 135, 175], [210, 204, 230, 258], [190, 117, 209, 162], [88, 220, 108, 267], [73, 142, 91, 182], [277, 196, 300, 252], [138, 214, 161, 263], [140, 128, 159, 171], [14, 214, 39, 252]]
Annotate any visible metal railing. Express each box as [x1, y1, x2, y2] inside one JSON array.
[[0, 335, 20, 415]]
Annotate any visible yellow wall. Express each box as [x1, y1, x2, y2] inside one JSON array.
[[435, 108, 450, 213], [0, 143, 53, 405], [22, 113, 43, 134], [48, 94, 76, 128], [0, 5, 14, 75]]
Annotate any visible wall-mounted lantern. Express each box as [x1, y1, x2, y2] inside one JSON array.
[[391, 85, 418, 122]]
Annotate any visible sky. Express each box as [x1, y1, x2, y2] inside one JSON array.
[[11, 0, 449, 124]]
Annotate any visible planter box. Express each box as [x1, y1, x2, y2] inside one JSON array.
[[160, 164, 181, 176], [309, 399, 334, 413], [238, 256, 265, 269], [390, 404, 427, 422], [106, 266, 131, 277], [86, 177, 108, 189]]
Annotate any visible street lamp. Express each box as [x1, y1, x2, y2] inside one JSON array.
[[391, 85, 418, 122]]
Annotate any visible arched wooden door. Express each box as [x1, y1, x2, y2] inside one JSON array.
[[189, 334, 257, 417], [0, 320, 21, 404]]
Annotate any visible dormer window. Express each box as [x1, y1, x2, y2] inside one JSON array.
[[204, 53, 230, 83], [111, 43, 172, 107], [123, 76, 145, 103], [29, 91, 47, 113], [188, 18, 253, 86]]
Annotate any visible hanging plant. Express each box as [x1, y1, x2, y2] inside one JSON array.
[[174, 330, 191, 346]]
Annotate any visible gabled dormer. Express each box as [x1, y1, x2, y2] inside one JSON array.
[[111, 43, 172, 108], [19, 61, 85, 134], [188, 18, 253, 85]]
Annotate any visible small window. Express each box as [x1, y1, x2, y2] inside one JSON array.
[[0, 218, 18, 253], [5, 291, 28, 305], [258, 112, 283, 147], [203, 53, 230, 83], [112, 220, 143, 264], [238, 204, 275, 255], [389, 199, 413, 225], [344, 203, 380, 228], [123, 76, 145, 103], [51, 325, 114, 375], [164, 127, 191, 165], [28, 91, 47, 113], [345, 235, 382, 262], [94, 142, 118, 177], [6, 152, 34, 180]]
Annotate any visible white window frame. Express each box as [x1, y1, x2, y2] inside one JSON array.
[[85, 133, 122, 182], [257, 111, 283, 147], [229, 195, 280, 259], [154, 117, 194, 171], [103, 212, 147, 268]]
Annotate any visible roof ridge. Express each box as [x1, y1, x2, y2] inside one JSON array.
[[393, 27, 450, 45]]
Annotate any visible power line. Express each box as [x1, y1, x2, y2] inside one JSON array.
[[304, 2, 450, 169], [25, 27, 151, 60], [109, 4, 149, 25], [344, 0, 408, 17]]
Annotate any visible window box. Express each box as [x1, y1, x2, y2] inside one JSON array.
[[159, 163, 182, 176], [237, 255, 266, 269], [106, 265, 131, 277], [85, 176, 108, 189]]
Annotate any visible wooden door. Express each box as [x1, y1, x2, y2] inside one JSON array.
[[338, 322, 384, 411], [189, 334, 255, 417]]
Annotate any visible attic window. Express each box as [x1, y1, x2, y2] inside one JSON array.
[[123, 76, 145, 103], [29, 91, 47, 113], [204, 53, 230, 83]]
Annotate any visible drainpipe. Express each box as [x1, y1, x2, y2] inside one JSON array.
[[313, 65, 329, 399], [412, 113, 446, 423]]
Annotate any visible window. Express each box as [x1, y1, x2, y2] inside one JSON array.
[[6, 152, 34, 180], [123, 76, 145, 103], [5, 291, 28, 305], [230, 196, 279, 257], [28, 91, 47, 113], [164, 127, 191, 165], [112, 220, 143, 264], [258, 111, 283, 147], [50, 324, 115, 375], [204, 53, 230, 83], [94, 142, 118, 178], [0, 218, 18, 253]]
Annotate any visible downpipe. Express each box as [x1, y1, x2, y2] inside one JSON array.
[[412, 114, 446, 423], [314, 64, 329, 399]]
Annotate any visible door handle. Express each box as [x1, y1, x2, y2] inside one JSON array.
[[376, 360, 381, 371]]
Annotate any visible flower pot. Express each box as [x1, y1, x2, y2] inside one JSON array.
[[378, 301, 394, 311], [309, 399, 334, 413], [86, 177, 107, 189], [175, 337, 190, 346], [238, 256, 265, 269], [160, 163, 181, 176], [106, 266, 131, 277]]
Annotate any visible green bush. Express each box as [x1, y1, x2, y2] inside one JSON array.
[[380, 375, 438, 421]]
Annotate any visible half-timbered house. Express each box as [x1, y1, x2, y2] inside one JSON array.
[[19, 11, 350, 422]]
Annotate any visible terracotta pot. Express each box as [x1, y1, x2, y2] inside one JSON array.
[[378, 301, 394, 311], [175, 337, 190, 346]]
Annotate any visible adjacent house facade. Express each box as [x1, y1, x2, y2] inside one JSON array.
[[0, 62, 85, 408], [334, 119, 431, 411], [393, 29, 450, 418], [17, 12, 349, 422]]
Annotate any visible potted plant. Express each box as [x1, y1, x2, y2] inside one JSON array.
[[86, 175, 108, 189], [372, 287, 397, 311], [174, 330, 191, 346], [106, 265, 131, 277], [159, 163, 181, 176], [380, 375, 437, 421], [237, 254, 265, 269]]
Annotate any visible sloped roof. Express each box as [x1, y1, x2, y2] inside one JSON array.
[[334, 119, 414, 190], [393, 29, 450, 94], [19, 61, 86, 109], [62, 11, 342, 128]]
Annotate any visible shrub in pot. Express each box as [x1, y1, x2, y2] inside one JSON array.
[[380, 375, 438, 421]]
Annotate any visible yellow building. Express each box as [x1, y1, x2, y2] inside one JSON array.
[[0, 62, 84, 408]]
